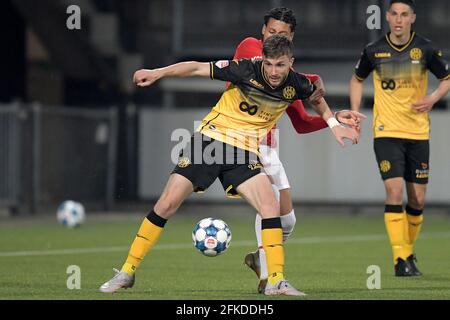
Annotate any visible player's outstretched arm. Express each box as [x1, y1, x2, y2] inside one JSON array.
[[411, 78, 450, 112], [134, 62, 210, 87], [310, 97, 360, 147]]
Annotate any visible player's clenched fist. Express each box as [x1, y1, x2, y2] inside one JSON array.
[[133, 69, 160, 87]]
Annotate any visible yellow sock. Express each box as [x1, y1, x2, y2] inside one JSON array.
[[384, 208, 409, 264], [261, 218, 285, 286], [121, 211, 166, 275], [406, 214, 424, 247], [402, 212, 413, 258]]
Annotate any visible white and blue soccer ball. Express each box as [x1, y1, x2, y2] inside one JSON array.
[[192, 217, 232, 257], [56, 200, 86, 228]]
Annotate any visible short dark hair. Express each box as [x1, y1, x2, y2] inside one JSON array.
[[264, 7, 297, 32], [389, 0, 416, 12], [262, 35, 294, 59]]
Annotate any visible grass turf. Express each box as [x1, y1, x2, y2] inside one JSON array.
[[1, 212, 450, 300]]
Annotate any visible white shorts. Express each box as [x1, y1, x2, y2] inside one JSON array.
[[259, 144, 290, 191]]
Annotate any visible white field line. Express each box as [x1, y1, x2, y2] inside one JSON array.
[[1, 232, 450, 258]]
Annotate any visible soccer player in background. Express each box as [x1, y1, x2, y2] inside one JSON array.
[[237, 7, 366, 293], [99, 35, 359, 296], [350, 0, 449, 276]]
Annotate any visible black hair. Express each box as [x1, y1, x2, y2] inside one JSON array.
[[264, 7, 297, 32], [389, 0, 416, 12], [262, 34, 294, 59]]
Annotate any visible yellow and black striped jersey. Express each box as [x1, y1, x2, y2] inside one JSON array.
[[355, 32, 449, 140], [198, 59, 314, 154]]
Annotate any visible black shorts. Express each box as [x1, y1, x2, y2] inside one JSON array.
[[172, 133, 262, 197], [373, 138, 429, 184]]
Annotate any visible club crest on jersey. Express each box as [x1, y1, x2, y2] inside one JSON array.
[[283, 86, 296, 99], [380, 160, 391, 173], [177, 157, 191, 168], [215, 60, 230, 69], [410, 48, 422, 61]]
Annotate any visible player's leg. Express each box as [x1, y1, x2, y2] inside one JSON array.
[[121, 173, 194, 274], [236, 173, 304, 296], [100, 133, 220, 292], [403, 139, 429, 275], [279, 188, 296, 240], [246, 145, 296, 292], [99, 173, 194, 293], [374, 138, 413, 276]]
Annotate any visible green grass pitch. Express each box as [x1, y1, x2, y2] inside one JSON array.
[[1, 210, 450, 300]]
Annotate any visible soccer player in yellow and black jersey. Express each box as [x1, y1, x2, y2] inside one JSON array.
[[99, 35, 359, 296], [350, 0, 450, 276]]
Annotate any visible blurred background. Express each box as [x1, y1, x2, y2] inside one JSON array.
[[1, 0, 449, 216]]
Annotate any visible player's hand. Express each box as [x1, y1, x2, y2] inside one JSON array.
[[411, 96, 436, 113], [308, 78, 326, 104], [330, 125, 360, 147], [133, 69, 160, 87], [335, 110, 367, 131]]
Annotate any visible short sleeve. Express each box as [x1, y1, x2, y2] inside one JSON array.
[[426, 46, 450, 80], [293, 73, 315, 100], [210, 59, 252, 84], [354, 48, 374, 80]]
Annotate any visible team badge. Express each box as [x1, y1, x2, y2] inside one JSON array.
[[421, 162, 428, 170], [177, 157, 191, 168], [283, 86, 296, 99], [380, 160, 391, 173], [410, 48, 422, 61]]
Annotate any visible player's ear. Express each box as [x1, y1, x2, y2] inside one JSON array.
[[288, 32, 295, 41], [411, 13, 416, 24], [290, 57, 295, 67]]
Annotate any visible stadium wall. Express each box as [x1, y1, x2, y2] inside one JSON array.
[[139, 109, 450, 204]]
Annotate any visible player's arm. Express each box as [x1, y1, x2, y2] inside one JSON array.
[[309, 97, 360, 147], [134, 62, 210, 87], [350, 75, 365, 113], [286, 100, 327, 134], [412, 46, 450, 112], [350, 47, 374, 113]]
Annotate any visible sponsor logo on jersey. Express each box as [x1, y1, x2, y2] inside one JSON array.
[[380, 160, 391, 173], [250, 79, 264, 89], [282, 86, 296, 99], [215, 60, 229, 69], [248, 160, 263, 171], [375, 52, 391, 58], [410, 48, 422, 61]]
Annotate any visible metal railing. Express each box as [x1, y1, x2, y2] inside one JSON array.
[[0, 104, 20, 209], [0, 103, 118, 213]]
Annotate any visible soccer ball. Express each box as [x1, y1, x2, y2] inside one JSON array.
[[192, 217, 232, 257], [56, 200, 86, 228]]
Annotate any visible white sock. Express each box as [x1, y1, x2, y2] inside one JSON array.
[[254, 214, 268, 280], [280, 209, 296, 242]]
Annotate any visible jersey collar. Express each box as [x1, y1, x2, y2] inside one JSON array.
[[385, 31, 416, 52]]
